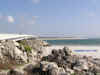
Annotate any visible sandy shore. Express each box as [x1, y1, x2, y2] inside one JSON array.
[[44, 45, 100, 58]]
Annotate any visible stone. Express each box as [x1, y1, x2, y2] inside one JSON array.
[[63, 47, 71, 56], [58, 67, 66, 75], [52, 49, 59, 56], [0, 41, 100, 75], [65, 67, 74, 74], [24, 64, 41, 75], [0, 38, 46, 65], [13, 41, 20, 47], [40, 61, 58, 71], [24, 64, 35, 72], [7, 69, 23, 75], [0, 72, 7, 75]]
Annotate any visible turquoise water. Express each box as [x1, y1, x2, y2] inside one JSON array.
[[44, 38, 100, 46]]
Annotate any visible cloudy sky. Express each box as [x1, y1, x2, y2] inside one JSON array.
[[0, 0, 100, 37]]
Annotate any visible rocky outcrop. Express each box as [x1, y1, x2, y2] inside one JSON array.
[[0, 38, 46, 70], [0, 39, 100, 75], [40, 47, 100, 75]]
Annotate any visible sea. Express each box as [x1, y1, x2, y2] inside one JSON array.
[[44, 38, 100, 46]]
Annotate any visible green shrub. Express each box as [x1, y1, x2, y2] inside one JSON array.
[[18, 40, 32, 52], [19, 40, 26, 45], [71, 73, 77, 75], [24, 45, 32, 52]]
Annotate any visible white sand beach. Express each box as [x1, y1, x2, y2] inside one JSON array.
[[44, 45, 100, 58]]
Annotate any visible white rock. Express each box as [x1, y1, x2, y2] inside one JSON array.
[[13, 41, 20, 47]]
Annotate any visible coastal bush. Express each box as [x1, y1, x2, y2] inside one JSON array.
[[19, 40, 27, 46], [71, 73, 77, 75], [24, 45, 32, 52], [18, 40, 32, 52]]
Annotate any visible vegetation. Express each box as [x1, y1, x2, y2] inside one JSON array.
[[19, 40, 27, 45], [24, 45, 32, 52], [19, 40, 32, 52], [71, 73, 77, 75]]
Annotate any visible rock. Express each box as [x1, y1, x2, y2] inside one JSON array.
[[14, 47, 28, 63], [25, 47, 100, 75], [73, 59, 89, 72], [40, 61, 68, 75], [23, 64, 35, 72], [42, 41, 49, 47], [41, 47, 100, 75], [0, 72, 7, 75], [0, 38, 46, 65], [63, 47, 72, 56], [52, 49, 59, 57], [59, 49, 65, 56], [58, 67, 66, 75], [13, 41, 20, 47], [24, 64, 41, 75], [80, 59, 89, 70], [65, 67, 74, 74], [7, 69, 23, 75], [40, 61, 58, 71], [40, 61, 69, 75], [0, 40, 100, 75]]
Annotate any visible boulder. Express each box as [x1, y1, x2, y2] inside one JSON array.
[[0, 72, 7, 75], [63, 47, 72, 56], [40, 61, 58, 71], [58, 67, 66, 75], [7, 69, 23, 75]]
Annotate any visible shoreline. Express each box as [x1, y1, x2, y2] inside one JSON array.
[[39, 37, 88, 40], [45, 45, 100, 58]]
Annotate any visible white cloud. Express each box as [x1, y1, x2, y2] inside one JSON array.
[[0, 14, 39, 25], [19, 16, 39, 28], [7, 16, 15, 23], [32, 0, 40, 4], [0, 14, 15, 23]]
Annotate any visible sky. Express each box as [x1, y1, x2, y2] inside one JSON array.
[[0, 0, 100, 37]]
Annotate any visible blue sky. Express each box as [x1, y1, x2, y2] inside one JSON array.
[[0, 0, 100, 37]]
